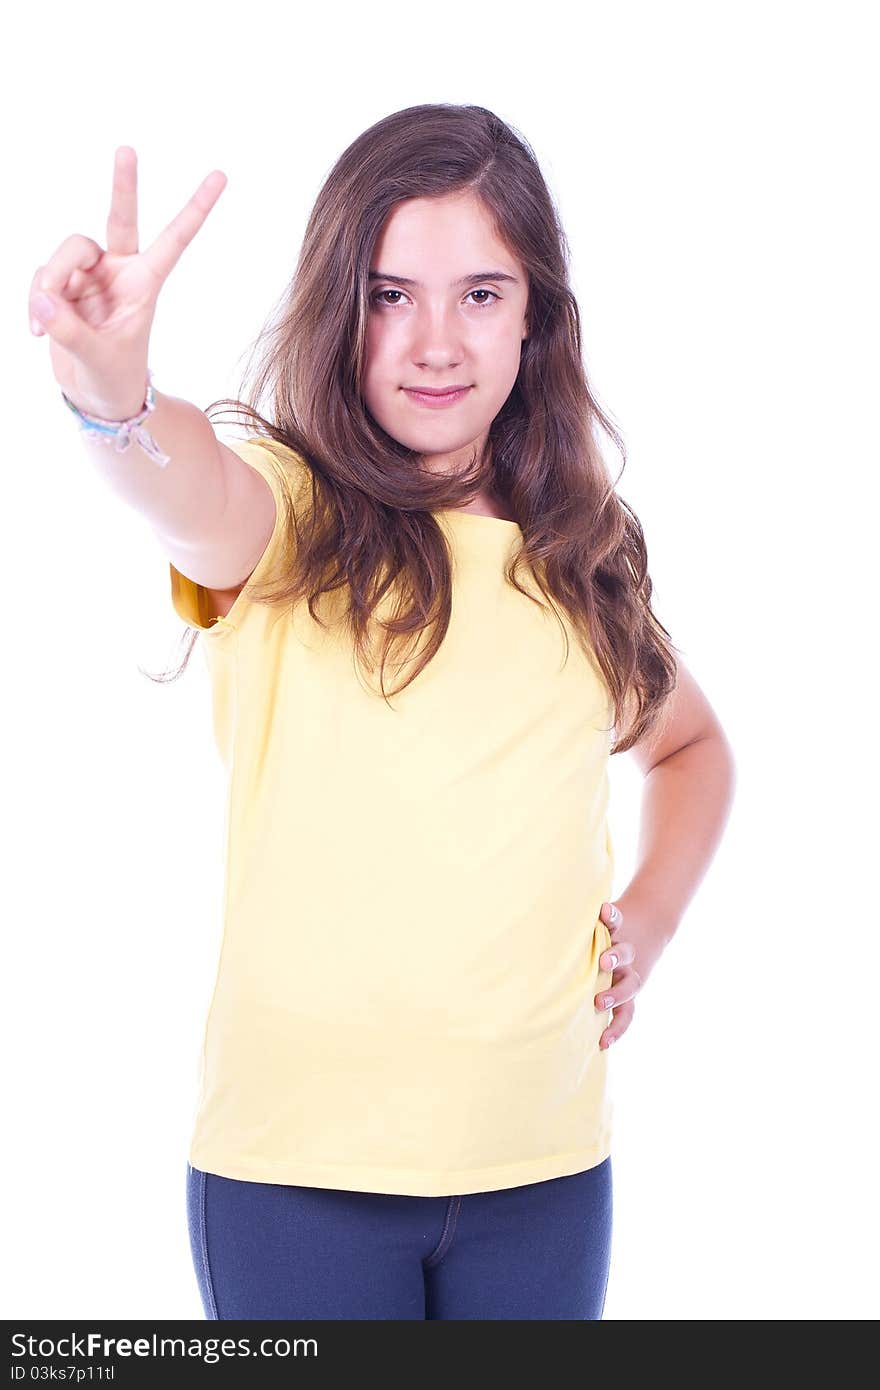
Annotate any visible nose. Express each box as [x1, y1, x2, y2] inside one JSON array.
[[408, 304, 468, 367]]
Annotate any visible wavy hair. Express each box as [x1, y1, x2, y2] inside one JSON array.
[[147, 102, 679, 755]]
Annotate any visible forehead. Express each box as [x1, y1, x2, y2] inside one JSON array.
[[372, 193, 520, 276]]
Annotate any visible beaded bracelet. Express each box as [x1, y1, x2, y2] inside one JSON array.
[[61, 369, 170, 468]]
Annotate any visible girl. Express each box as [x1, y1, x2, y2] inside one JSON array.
[[30, 104, 736, 1320]]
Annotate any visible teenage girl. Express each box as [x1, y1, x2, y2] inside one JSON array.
[[29, 105, 736, 1321]]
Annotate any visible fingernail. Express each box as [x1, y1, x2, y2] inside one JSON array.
[[30, 317, 44, 336], [607, 952, 618, 969], [32, 292, 55, 322]]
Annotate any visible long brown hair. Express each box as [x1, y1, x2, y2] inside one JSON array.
[[148, 102, 679, 755]]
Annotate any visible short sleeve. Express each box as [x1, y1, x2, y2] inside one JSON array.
[[169, 435, 303, 635]]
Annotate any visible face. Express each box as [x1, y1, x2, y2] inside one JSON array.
[[362, 190, 529, 482]]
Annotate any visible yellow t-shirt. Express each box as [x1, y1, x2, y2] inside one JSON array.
[[169, 435, 616, 1197]]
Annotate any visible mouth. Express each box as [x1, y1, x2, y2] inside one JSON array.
[[402, 385, 473, 408]]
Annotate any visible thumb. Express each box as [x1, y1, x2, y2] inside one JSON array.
[[30, 290, 90, 353]]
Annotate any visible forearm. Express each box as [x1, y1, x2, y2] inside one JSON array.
[[617, 733, 737, 951], [74, 387, 227, 545]]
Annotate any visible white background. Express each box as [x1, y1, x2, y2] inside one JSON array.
[[3, 0, 876, 1321]]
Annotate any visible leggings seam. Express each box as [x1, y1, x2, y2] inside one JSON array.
[[423, 1195, 463, 1269], [198, 1168, 220, 1319]]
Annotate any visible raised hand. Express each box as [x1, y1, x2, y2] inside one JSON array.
[[29, 146, 227, 418]]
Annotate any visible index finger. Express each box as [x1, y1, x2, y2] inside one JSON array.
[[141, 169, 228, 285], [106, 146, 139, 257]]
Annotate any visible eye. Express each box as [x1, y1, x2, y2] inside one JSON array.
[[371, 289, 407, 306], [467, 289, 499, 308], [369, 288, 501, 309]]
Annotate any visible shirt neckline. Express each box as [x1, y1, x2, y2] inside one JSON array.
[[433, 509, 520, 531]]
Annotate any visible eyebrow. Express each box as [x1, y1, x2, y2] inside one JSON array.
[[368, 270, 519, 288]]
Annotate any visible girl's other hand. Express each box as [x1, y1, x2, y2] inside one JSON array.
[[596, 898, 665, 1050]]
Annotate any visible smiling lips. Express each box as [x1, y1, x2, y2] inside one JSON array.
[[403, 385, 472, 408]]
